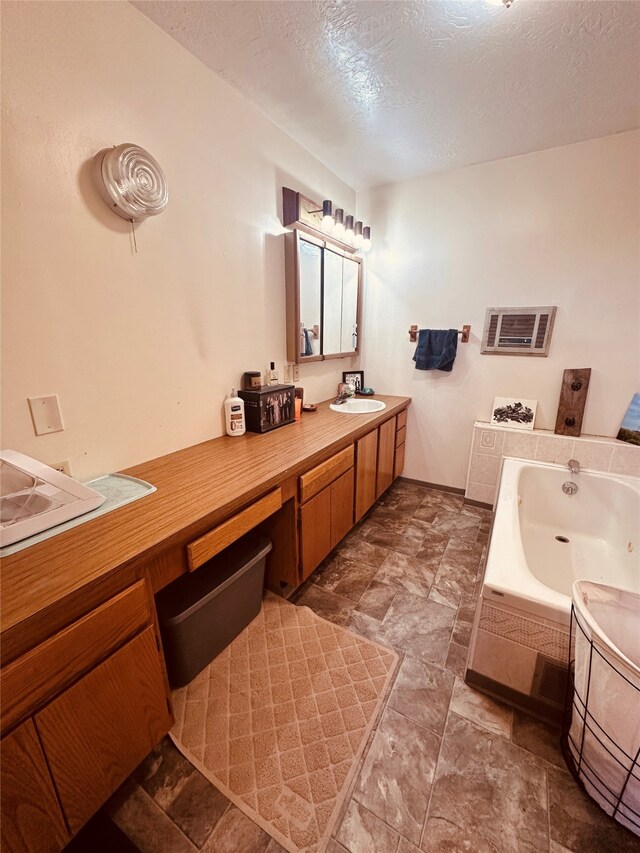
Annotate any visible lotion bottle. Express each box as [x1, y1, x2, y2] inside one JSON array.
[[224, 389, 246, 436]]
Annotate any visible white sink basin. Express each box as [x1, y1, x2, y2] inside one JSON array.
[[329, 398, 387, 414]]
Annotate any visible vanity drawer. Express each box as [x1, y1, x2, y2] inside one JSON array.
[[397, 409, 408, 430], [396, 425, 406, 447], [1, 581, 149, 735], [187, 488, 282, 571], [299, 446, 354, 504]]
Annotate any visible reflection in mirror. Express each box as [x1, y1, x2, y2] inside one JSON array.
[[298, 239, 321, 357], [341, 255, 359, 353], [323, 249, 343, 356]]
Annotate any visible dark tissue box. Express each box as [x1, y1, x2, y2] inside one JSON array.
[[238, 384, 296, 433]]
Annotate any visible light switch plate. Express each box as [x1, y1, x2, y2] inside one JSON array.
[[28, 395, 65, 435]]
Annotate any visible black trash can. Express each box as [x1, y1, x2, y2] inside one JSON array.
[[156, 533, 272, 688]]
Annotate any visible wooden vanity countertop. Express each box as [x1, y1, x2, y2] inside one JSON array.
[[1, 395, 410, 660]]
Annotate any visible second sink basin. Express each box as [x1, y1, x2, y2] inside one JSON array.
[[329, 398, 387, 414]]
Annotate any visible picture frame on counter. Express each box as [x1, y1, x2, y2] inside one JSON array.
[[343, 371, 364, 392]]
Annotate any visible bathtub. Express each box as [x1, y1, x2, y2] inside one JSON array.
[[466, 457, 640, 720]]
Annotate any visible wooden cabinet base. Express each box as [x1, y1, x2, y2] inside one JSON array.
[[300, 487, 332, 580], [330, 469, 354, 548], [376, 418, 396, 498], [355, 430, 378, 521], [1, 719, 69, 853], [36, 627, 172, 835]]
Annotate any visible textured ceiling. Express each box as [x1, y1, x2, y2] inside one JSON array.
[[132, 0, 640, 190]]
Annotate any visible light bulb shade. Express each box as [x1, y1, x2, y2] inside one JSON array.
[[362, 225, 371, 252], [321, 200, 334, 230], [344, 215, 355, 242], [333, 208, 345, 236], [353, 221, 363, 248]]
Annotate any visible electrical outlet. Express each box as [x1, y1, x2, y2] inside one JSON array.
[[50, 460, 72, 476], [292, 364, 300, 381]]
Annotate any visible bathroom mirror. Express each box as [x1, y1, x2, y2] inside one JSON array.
[[285, 230, 362, 363]]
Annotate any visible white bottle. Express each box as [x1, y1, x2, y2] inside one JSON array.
[[224, 389, 246, 436]]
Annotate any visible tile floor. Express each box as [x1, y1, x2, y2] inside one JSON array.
[[80, 481, 636, 853]]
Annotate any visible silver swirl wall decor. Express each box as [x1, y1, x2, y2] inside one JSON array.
[[94, 143, 169, 221]]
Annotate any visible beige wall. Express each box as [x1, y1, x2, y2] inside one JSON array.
[[1, 1, 357, 479], [359, 131, 640, 489]]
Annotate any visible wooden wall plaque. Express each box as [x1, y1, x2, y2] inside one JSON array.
[[554, 368, 591, 436]]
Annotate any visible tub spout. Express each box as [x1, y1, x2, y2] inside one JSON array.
[[567, 459, 580, 475]]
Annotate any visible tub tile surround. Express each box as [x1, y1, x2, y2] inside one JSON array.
[[83, 480, 637, 853], [466, 422, 640, 505]]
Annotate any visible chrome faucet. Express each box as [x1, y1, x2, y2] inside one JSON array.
[[567, 459, 580, 475]]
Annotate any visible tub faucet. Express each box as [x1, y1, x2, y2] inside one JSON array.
[[567, 459, 580, 475]]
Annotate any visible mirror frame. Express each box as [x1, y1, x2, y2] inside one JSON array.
[[285, 228, 362, 364]]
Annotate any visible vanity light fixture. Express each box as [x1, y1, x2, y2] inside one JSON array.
[[281, 187, 373, 254], [344, 215, 355, 244]]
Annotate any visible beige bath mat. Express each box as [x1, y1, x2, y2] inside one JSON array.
[[170, 592, 398, 853]]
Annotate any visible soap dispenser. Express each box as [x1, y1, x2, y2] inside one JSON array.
[[224, 389, 246, 436]]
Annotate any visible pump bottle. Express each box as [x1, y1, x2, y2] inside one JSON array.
[[224, 389, 246, 436]]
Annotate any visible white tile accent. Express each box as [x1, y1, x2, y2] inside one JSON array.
[[465, 482, 497, 505], [480, 431, 496, 450], [503, 430, 539, 459], [574, 440, 614, 473], [472, 428, 504, 457], [468, 453, 501, 487], [610, 443, 640, 477], [466, 422, 636, 507], [535, 434, 574, 465]]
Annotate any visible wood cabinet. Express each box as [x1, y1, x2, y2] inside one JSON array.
[[299, 449, 355, 580], [1, 720, 69, 853], [355, 429, 378, 522], [355, 416, 400, 520], [376, 417, 396, 498], [36, 627, 172, 834], [1, 581, 172, 852]]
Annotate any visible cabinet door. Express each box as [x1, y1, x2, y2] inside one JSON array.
[[330, 468, 354, 549], [355, 429, 378, 522], [376, 418, 396, 498], [300, 486, 332, 580], [1, 719, 69, 853], [36, 627, 172, 835]]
